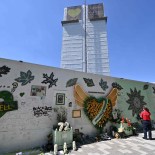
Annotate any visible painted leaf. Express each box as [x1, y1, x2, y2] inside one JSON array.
[[66, 78, 78, 87], [15, 70, 34, 86], [0, 66, 11, 77], [41, 72, 58, 88], [99, 79, 108, 91], [83, 78, 95, 87], [112, 82, 123, 90], [143, 84, 149, 90]]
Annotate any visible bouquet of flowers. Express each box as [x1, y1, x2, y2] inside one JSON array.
[[121, 117, 131, 125], [121, 116, 134, 131]]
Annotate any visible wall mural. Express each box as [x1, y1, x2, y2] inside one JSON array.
[[19, 92, 25, 97], [33, 106, 52, 117], [0, 91, 18, 117], [30, 85, 46, 97], [1, 58, 155, 152], [111, 82, 123, 90], [41, 72, 58, 88], [84, 97, 112, 129], [99, 79, 108, 91], [83, 78, 95, 87], [21, 101, 26, 105], [66, 78, 78, 87], [54, 106, 67, 122], [0, 85, 10, 88], [72, 78, 155, 131], [113, 78, 153, 125], [143, 84, 149, 90], [126, 88, 147, 116], [74, 84, 118, 130], [0, 60, 154, 132], [11, 82, 18, 92], [0, 65, 11, 77], [68, 102, 72, 107], [15, 70, 34, 86]]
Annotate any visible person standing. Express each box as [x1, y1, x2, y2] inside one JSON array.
[[140, 106, 152, 140]]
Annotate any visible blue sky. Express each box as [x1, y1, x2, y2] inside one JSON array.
[[0, 0, 155, 83]]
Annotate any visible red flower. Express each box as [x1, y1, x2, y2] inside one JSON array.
[[127, 120, 131, 126], [121, 116, 125, 123]]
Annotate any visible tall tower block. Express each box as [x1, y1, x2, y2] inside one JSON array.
[[61, 3, 110, 76]]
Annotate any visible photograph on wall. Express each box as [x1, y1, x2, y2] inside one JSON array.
[[56, 93, 65, 105], [67, 6, 82, 21], [72, 110, 81, 118], [30, 85, 46, 97], [88, 3, 104, 19]]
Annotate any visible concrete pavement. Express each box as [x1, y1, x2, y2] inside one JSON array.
[[5, 131, 155, 155], [69, 131, 155, 155]]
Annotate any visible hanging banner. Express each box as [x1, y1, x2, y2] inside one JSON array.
[[88, 3, 104, 20]]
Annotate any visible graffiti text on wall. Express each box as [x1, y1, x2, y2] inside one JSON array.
[[33, 106, 52, 117], [0, 91, 18, 117], [0, 65, 11, 77]]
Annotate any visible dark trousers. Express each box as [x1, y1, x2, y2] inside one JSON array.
[[142, 120, 152, 139]]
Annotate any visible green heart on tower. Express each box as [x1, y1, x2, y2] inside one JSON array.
[[83, 96, 112, 129], [0, 91, 18, 118], [68, 8, 81, 18]]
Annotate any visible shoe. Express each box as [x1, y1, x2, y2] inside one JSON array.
[[143, 137, 148, 140], [149, 138, 152, 140], [101, 134, 111, 140]]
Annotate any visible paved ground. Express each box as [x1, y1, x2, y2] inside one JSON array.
[[5, 131, 155, 155], [69, 131, 155, 155]]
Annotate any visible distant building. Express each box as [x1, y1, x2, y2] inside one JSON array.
[[61, 3, 110, 76]]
